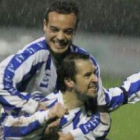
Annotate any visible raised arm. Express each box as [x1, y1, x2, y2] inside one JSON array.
[[98, 71, 140, 111]]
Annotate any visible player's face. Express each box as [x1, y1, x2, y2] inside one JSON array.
[[73, 59, 98, 98], [43, 12, 76, 54]]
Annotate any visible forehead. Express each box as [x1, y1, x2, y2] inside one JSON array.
[[75, 59, 96, 74], [48, 12, 77, 28]]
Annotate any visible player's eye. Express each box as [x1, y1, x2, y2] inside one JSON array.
[[64, 29, 74, 35], [84, 72, 91, 78], [50, 27, 59, 32]]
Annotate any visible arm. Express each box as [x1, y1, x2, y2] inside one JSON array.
[[3, 110, 50, 138], [0, 41, 48, 114], [3, 102, 68, 139], [99, 71, 140, 111]]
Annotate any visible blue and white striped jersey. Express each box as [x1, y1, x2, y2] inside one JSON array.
[[0, 37, 100, 115], [1, 91, 110, 140], [103, 71, 140, 111], [0, 36, 140, 139], [2, 71, 140, 140], [0, 36, 104, 139]]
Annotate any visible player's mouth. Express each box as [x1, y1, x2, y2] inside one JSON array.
[[52, 40, 69, 49], [88, 83, 97, 92]]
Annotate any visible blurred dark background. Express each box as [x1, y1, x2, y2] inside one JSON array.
[[0, 0, 140, 36]]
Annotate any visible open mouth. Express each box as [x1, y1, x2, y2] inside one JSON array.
[[88, 84, 97, 91], [52, 40, 69, 48]]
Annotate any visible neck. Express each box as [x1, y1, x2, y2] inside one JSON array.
[[62, 90, 84, 110], [49, 47, 71, 67]]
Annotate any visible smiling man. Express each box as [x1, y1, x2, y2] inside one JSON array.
[[1, 53, 109, 140], [1, 0, 140, 140], [44, 12, 76, 54], [0, 1, 109, 139]]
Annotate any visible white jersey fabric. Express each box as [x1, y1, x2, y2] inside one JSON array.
[[0, 36, 140, 139], [0, 36, 104, 139], [1, 91, 110, 140], [0, 36, 100, 115]]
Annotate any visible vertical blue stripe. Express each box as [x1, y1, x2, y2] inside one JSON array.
[[128, 80, 140, 96], [60, 117, 68, 127], [3, 44, 47, 98], [73, 110, 81, 129], [45, 54, 51, 70], [110, 93, 124, 108], [16, 61, 45, 91]]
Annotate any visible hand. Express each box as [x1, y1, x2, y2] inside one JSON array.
[[43, 119, 60, 140], [44, 119, 60, 135], [48, 103, 68, 119], [37, 103, 48, 111], [100, 112, 110, 125], [58, 132, 74, 140]]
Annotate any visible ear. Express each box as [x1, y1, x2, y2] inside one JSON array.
[[43, 19, 47, 32], [64, 78, 75, 88]]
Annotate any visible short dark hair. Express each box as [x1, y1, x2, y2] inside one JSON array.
[[44, 0, 80, 29], [57, 53, 90, 92]]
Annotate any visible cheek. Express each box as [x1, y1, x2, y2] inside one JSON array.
[[68, 35, 73, 41], [46, 32, 56, 40], [79, 82, 87, 90]]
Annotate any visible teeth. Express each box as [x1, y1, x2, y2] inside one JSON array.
[[89, 85, 96, 88]]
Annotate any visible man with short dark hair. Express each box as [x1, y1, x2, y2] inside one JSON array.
[[2, 53, 110, 140], [0, 1, 108, 139], [0, 0, 140, 140], [43, 53, 108, 140]]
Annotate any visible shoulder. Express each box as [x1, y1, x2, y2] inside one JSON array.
[[17, 37, 50, 62], [43, 91, 63, 108], [71, 44, 98, 66], [22, 37, 48, 52], [46, 91, 62, 100]]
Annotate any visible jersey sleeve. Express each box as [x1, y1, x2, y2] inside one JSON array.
[[0, 42, 48, 114], [99, 71, 140, 111], [3, 109, 50, 139], [1, 91, 57, 139]]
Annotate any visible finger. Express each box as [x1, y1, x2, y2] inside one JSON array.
[[57, 131, 64, 136], [44, 127, 49, 135], [58, 104, 69, 115], [49, 119, 60, 127], [65, 109, 69, 115]]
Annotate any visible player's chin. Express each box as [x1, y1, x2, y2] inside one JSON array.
[[87, 89, 97, 97], [50, 45, 69, 54]]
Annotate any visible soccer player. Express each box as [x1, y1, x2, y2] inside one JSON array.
[[2, 53, 140, 140], [0, 0, 140, 139], [1, 53, 110, 140], [0, 1, 109, 139]]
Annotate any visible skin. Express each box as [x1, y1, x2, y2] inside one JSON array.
[[58, 132, 74, 140], [63, 59, 98, 110], [59, 59, 98, 139], [73, 59, 98, 98], [44, 59, 98, 140], [43, 12, 77, 54], [48, 102, 68, 119], [43, 12, 77, 140]]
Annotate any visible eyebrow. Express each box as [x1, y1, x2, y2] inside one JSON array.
[[50, 25, 74, 30], [84, 72, 92, 76], [50, 25, 58, 29]]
